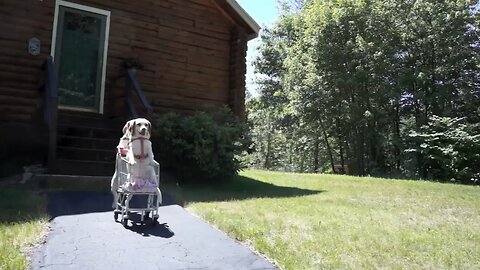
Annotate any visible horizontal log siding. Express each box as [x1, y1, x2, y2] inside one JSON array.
[[0, 0, 246, 122], [0, 0, 54, 123], [81, 0, 234, 116]]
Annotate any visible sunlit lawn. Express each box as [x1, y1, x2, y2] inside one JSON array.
[[0, 186, 48, 270], [185, 169, 480, 269]]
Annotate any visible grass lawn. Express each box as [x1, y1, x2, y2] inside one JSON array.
[[0, 185, 48, 270], [184, 169, 480, 270]]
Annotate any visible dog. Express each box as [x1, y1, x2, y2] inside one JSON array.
[[126, 118, 162, 207], [127, 118, 155, 169], [111, 118, 162, 209]]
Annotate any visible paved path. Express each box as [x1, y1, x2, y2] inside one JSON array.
[[32, 192, 277, 270]]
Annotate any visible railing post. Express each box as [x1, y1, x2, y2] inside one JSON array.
[[123, 61, 152, 118], [125, 68, 138, 118], [44, 56, 58, 173]]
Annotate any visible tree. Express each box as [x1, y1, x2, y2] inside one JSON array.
[[246, 0, 480, 183], [408, 116, 480, 184]]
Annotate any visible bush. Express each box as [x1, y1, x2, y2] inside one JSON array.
[[152, 106, 250, 184]]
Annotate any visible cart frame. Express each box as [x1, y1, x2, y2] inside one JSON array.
[[113, 155, 162, 227]]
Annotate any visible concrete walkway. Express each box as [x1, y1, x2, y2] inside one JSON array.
[[31, 192, 277, 270]]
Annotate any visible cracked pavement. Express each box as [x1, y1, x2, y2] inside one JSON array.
[[31, 192, 277, 270]]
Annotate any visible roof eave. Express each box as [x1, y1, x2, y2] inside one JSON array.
[[224, 0, 260, 40]]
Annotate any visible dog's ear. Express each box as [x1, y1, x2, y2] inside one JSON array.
[[130, 120, 136, 136], [147, 122, 152, 137], [122, 120, 131, 135]]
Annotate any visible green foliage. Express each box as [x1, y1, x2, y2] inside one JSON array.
[[408, 116, 480, 184], [152, 107, 250, 183], [247, 0, 480, 183]]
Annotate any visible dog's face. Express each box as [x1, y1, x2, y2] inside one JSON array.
[[130, 118, 151, 139]]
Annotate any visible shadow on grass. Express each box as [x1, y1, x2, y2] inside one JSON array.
[[0, 185, 46, 224], [176, 175, 323, 205], [0, 174, 321, 221]]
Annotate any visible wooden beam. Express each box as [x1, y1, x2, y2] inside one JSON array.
[[210, 0, 236, 25]]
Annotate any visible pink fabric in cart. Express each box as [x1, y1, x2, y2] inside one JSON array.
[[122, 176, 158, 192]]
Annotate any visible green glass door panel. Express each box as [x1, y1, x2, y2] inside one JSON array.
[[55, 7, 107, 111]]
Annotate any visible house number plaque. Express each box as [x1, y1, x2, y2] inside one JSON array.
[[28, 37, 41, 56]]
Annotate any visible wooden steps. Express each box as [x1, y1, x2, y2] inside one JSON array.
[[53, 159, 115, 176], [51, 111, 126, 176], [33, 174, 111, 191]]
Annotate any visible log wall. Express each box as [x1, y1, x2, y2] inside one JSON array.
[[0, 0, 248, 123]]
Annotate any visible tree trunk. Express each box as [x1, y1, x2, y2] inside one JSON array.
[[354, 127, 366, 176], [264, 131, 272, 169], [300, 150, 305, 172], [313, 137, 320, 173], [288, 142, 293, 172], [338, 134, 345, 174], [413, 79, 427, 179], [345, 136, 352, 166], [394, 98, 401, 170], [335, 118, 346, 174], [364, 80, 373, 175], [319, 121, 335, 174]]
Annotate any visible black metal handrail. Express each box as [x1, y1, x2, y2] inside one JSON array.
[[42, 56, 58, 172], [126, 68, 152, 118]]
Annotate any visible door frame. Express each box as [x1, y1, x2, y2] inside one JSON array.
[[50, 0, 111, 114]]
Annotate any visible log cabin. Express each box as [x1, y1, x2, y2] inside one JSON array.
[[0, 0, 259, 176]]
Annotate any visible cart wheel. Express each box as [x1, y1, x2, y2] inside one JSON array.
[[114, 212, 119, 221], [122, 218, 129, 228]]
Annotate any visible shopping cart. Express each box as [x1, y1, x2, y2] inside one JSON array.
[[113, 151, 162, 227]]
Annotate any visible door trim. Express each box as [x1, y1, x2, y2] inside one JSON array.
[[50, 0, 110, 114]]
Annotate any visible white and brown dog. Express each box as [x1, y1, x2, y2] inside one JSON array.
[[111, 118, 161, 208], [126, 118, 161, 205], [126, 118, 156, 179]]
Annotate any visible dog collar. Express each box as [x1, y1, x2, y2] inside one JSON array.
[[134, 154, 149, 160], [130, 137, 148, 142], [129, 137, 148, 159]]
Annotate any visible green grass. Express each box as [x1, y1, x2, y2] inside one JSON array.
[[0, 185, 48, 270], [184, 169, 480, 270]]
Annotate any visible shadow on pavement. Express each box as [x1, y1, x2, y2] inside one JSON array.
[[46, 191, 176, 219], [126, 221, 175, 238]]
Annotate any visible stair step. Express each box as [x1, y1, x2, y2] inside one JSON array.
[[58, 110, 125, 121], [58, 124, 121, 139], [53, 159, 115, 176], [58, 116, 124, 130], [57, 110, 124, 132], [57, 146, 116, 162], [51, 111, 130, 176], [57, 135, 118, 150], [33, 174, 110, 191]]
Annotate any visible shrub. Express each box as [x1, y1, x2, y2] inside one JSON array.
[[152, 106, 250, 184]]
